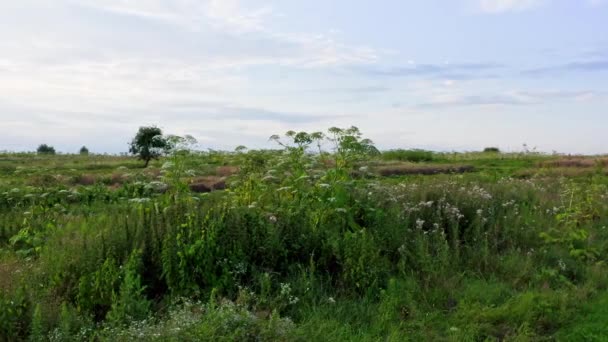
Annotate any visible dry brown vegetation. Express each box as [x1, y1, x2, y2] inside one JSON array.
[[216, 166, 239, 177], [0, 257, 25, 292], [515, 167, 608, 178], [189, 176, 227, 193], [71, 174, 96, 186], [540, 156, 608, 168]]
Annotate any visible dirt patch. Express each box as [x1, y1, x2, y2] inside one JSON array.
[[376, 164, 475, 176], [541, 157, 608, 168], [216, 166, 239, 177], [515, 167, 608, 178], [71, 174, 97, 186], [189, 176, 227, 193], [0, 257, 24, 292]]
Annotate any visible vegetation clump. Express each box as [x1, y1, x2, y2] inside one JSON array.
[[483, 147, 501, 153], [382, 149, 436, 162], [36, 144, 55, 155], [129, 126, 171, 167]]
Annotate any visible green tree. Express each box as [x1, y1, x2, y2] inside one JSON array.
[[36, 144, 56, 155], [129, 126, 170, 167], [79, 146, 89, 155]]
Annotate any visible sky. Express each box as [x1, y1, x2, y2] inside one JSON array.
[[0, 0, 607, 154]]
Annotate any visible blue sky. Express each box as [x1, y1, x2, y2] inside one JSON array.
[[0, 0, 606, 154]]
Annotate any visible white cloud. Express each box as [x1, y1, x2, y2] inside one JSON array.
[[66, 0, 377, 68], [478, 0, 547, 13], [0, 0, 380, 152]]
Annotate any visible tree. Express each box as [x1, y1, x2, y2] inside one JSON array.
[[79, 146, 89, 155], [128, 126, 170, 167], [483, 147, 500, 153], [37, 144, 56, 155]]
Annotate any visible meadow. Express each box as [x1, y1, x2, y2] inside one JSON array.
[[1, 127, 608, 341]]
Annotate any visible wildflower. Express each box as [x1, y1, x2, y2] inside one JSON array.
[[416, 219, 425, 229], [161, 161, 175, 170], [268, 215, 277, 223], [280, 283, 291, 295], [420, 201, 434, 207], [328, 297, 336, 304]]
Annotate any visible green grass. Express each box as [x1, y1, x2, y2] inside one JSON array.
[[557, 291, 608, 341]]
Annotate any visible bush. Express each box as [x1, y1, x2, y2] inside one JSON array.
[[37, 144, 56, 155], [483, 147, 501, 153], [381, 149, 435, 162], [0, 287, 31, 340], [80, 146, 89, 155]]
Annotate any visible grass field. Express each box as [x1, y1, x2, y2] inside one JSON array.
[[1, 131, 608, 341]]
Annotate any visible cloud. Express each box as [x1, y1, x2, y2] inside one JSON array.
[[70, 0, 274, 33], [418, 90, 601, 108], [477, 0, 547, 13], [587, 0, 607, 6], [355, 62, 501, 80], [66, 0, 378, 68], [303, 86, 390, 94], [166, 101, 344, 124], [526, 60, 608, 75], [0, 0, 378, 153]]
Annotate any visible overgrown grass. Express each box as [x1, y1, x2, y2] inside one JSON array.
[[1, 129, 608, 340]]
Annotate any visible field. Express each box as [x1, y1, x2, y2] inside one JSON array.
[[2, 130, 608, 341]]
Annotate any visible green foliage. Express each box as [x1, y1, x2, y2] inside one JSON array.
[[483, 147, 501, 153], [0, 287, 31, 340], [382, 149, 436, 162], [106, 250, 151, 325], [79, 146, 89, 155], [128, 126, 171, 167], [29, 303, 44, 342], [77, 256, 122, 320], [36, 144, 56, 155]]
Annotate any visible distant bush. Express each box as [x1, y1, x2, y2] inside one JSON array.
[[79, 146, 89, 155], [382, 149, 435, 162], [36, 144, 56, 155], [483, 147, 501, 153]]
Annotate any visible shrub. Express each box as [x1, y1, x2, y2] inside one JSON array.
[[36, 144, 56, 155], [0, 287, 31, 340], [381, 149, 435, 162], [106, 250, 150, 325], [483, 147, 501, 153], [79, 146, 89, 155]]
